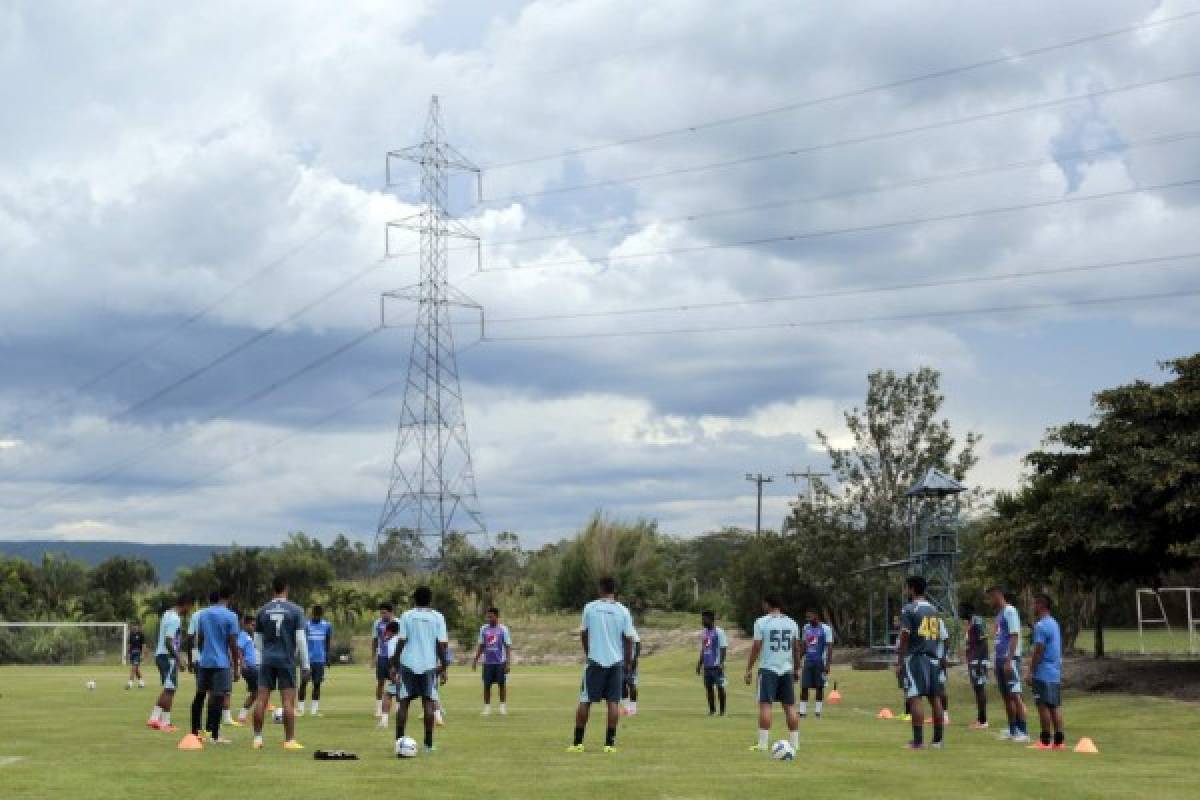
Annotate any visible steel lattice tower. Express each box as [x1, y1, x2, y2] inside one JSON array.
[[375, 96, 486, 567]]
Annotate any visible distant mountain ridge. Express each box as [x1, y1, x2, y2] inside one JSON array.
[[0, 540, 225, 581]]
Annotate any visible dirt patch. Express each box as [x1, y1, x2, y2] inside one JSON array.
[[1063, 655, 1200, 702]]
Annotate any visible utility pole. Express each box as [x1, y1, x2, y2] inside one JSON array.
[[745, 473, 774, 535], [374, 96, 487, 570], [787, 467, 831, 508]]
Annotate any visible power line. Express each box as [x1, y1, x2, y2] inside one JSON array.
[[474, 129, 1200, 252], [479, 286, 1200, 343], [481, 70, 1200, 205], [476, 176, 1200, 274], [481, 8, 1200, 170], [0, 325, 385, 525], [484, 252, 1200, 325]]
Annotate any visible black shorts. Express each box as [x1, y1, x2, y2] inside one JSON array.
[[703, 666, 727, 688], [129, 651, 143, 666], [375, 655, 391, 682], [397, 667, 438, 700], [801, 662, 826, 690], [996, 657, 1023, 696], [482, 662, 507, 687], [243, 668, 259, 693], [579, 662, 624, 704], [155, 654, 178, 692], [259, 664, 296, 691], [309, 664, 326, 684], [903, 655, 938, 700], [1032, 679, 1062, 708], [196, 667, 233, 694], [757, 670, 796, 705]]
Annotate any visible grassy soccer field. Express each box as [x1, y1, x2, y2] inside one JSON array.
[[1, 647, 1197, 800]]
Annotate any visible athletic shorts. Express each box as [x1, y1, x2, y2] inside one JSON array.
[[196, 666, 233, 694], [129, 650, 143, 666], [155, 654, 178, 691], [902, 655, 938, 700], [801, 662, 826, 691], [579, 662, 624, 704], [996, 657, 1023, 696], [396, 667, 439, 701], [243, 668, 259, 693], [967, 660, 990, 687], [309, 664, 326, 684], [757, 669, 796, 705], [1032, 679, 1061, 708], [259, 664, 296, 691], [482, 662, 507, 687], [376, 655, 391, 682], [703, 666, 727, 688]]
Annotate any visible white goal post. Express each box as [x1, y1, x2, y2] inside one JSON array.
[[0, 622, 130, 665], [1136, 588, 1200, 655]]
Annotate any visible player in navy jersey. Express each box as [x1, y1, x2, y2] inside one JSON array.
[[251, 576, 310, 751], [896, 576, 945, 750], [472, 607, 513, 716], [371, 602, 395, 719], [696, 610, 728, 716], [298, 605, 332, 717], [799, 609, 829, 719], [959, 601, 989, 729], [126, 623, 146, 689]]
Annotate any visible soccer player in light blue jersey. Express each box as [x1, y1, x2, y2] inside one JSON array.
[[391, 586, 450, 754], [234, 615, 257, 726], [298, 605, 332, 717], [147, 595, 192, 732], [1026, 593, 1065, 750], [744, 594, 801, 754], [191, 587, 240, 744], [568, 576, 636, 753], [987, 586, 1029, 742]]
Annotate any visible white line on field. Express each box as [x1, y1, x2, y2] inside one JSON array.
[[0, 756, 26, 767]]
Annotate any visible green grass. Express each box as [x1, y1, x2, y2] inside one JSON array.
[[1080, 628, 1200, 657], [1, 648, 1198, 799]]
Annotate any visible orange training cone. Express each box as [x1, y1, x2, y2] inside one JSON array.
[[876, 708, 894, 719], [1074, 737, 1099, 754], [828, 683, 842, 704], [177, 733, 205, 750]]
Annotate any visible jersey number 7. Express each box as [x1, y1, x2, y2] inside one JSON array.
[[269, 612, 286, 637]]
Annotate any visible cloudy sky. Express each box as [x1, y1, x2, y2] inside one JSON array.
[[1, 0, 1198, 548]]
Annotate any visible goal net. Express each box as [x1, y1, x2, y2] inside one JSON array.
[[1135, 588, 1200, 655], [0, 622, 129, 666]]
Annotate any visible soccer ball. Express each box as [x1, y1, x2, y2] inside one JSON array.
[[86, 680, 96, 691], [770, 740, 795, 761], [272, 707, 285, 724], [394, 736, 419, 759]]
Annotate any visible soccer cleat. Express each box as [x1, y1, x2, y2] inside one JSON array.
[[146, 719, 162, 730], [228, 719, 245, 728], [603, 745, 617, 754], [252, 739, 264, 750], [1028, 742, 1054, 750], [424, 745, 437, 754], [1012, 733, 1031, 743], [566, 744, 585, 753], [207, 736, 233, 745], [798, 713, 806, 719], [1051, 743, 1067, 750], [748, 744, 765, 752], [930, 741, 944, 750], [815, 713, 822, 719], [161, 724, 179, 733], [969, 721, 989, 730], [282, 740, 305, 751], [900, 714, 912, 722], [998, 730, 1013, 741], [905, 742, 925, 750]]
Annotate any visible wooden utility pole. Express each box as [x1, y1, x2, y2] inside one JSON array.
[[744, 473, 775, 534]]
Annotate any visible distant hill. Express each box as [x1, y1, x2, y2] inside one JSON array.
[[0, 540, 225, 582]]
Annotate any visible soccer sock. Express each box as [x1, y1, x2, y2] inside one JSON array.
[[815, 702, 823, 715], [758, 729, 769, 750], [573, 726, 585, 746], [162, 711, 171, 726], [191, 692, 205, 735], [207, 699, 222, 739], [375, 700, 383, 717], [1053, 731, 1065, 746], [1041, 731, 1051, 745], [719, 690, 726, 714], [789, 731, 799, 749], [223, 709, 233, 723], [707, 694, 715, 713], [629, 702, 636, 714], [605, 726, 616, 747], [933, 722, 943, 744], [798, 701, 807, 715], [311, 701, 318, 715], [1018, 718, 1029, 735], [424, 714, 435, 748], [237, 708, 248, 721], [150, 706, 162, 722], [499, 703, 507, 713], [912, 724, 924, 746]]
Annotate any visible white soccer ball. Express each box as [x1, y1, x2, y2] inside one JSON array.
[[86, 680, 96, 691], [394, 736, 419, 759], [272, 707, 284, 724], [770, 740, 795, 761]]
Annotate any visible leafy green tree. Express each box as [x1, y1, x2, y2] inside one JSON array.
[[84, 556, 156, 621]]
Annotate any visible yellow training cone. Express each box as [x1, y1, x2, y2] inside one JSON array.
[[1074, 737, 1099, 754], [876, 708, 894, 719], [177, 733, 205, 750]]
